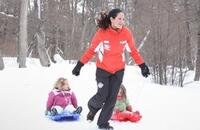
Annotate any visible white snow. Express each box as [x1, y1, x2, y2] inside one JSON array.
[[0, 57, 200, 130]]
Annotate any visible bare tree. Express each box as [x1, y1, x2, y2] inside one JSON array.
[[194, 2, 200, 81], [184, 0, 194, 70], [0, 0, 198, 85], [178, 23, 184, 87], [0, 50, 4, 70], [18, 0, 28, 68], [0, 0, 19, 57], [36, 26, 50, 67], [194, 27, 200, 81], [35, 0, 50, 66]]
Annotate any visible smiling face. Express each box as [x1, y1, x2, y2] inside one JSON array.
[[110, 12, 125, 29], [55, 78, 70, 91], [61, 79, 70, 91]]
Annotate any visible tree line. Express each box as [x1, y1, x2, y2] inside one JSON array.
[[0, 0, 200, 86]]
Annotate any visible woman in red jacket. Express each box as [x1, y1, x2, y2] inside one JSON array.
[[72, 8, 150, 130]]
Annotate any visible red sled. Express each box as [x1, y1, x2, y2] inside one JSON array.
[[111, 111, 142, 122]]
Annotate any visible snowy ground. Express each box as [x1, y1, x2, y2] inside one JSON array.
[[0, 57, 200, 130]]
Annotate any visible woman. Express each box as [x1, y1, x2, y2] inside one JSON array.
[[72, 8, 150, 130]]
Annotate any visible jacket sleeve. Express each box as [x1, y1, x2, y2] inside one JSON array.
[[80, 30, 102, 64], [125, 98, 132, 112], [46, 91, 55, 110], [71, 91, 78, 108], [126, 105, 133, 112], [126, 28, 144, 65]]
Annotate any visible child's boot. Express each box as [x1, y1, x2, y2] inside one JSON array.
[[73, 106, 83, 114], [50, 108, 58, 116]]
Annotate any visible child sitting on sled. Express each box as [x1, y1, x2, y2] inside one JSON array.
[[111, 84, 142, 122], [45, 77, 82, 116]]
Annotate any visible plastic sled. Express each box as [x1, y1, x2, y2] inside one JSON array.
[[111, 111, 142, 122], [47, 111, 80, 121]]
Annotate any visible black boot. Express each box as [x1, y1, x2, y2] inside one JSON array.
[[50, 108, 58, 116], [98, 125, 114, 130], [87, 111, 96, 122], [73, 106, 83, 114]]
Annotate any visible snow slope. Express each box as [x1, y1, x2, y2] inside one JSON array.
[[0, 57, 200, 130]]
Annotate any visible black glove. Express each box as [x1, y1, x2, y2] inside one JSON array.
[[139, 63, 150, 78], [72, 61, 84, 76]]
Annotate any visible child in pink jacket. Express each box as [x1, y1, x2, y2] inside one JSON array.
[[111, 84, 142, 122], [45, 77, 82, 116]]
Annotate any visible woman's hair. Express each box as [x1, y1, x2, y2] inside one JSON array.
[[120, 84, 127, 99], [53, 77, 67, 90], [96, 8, 122, 29]]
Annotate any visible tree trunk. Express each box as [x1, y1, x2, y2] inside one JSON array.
[[36, 26, 50, 67], [80, 17, 90, 53], [178, 24, 183, 87], [81, 0, 86, 26], [151, 2, 158, 84], [71, 0, 78, 59], [37, 0, 41, 19], [194, 24, 200, 81], [63, 0, 71, 60], [184, 0, 194, 70], [194, 2, 200, 81], [157, 3, 164, 85], [34, 0, 50, 66], [18, 0, 28, 68], [48, 44, 57, 63], [0, 50, 4, 70]]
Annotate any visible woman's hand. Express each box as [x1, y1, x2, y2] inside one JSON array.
[[139, 63, 150, 78], [72, 61, 84, 76]]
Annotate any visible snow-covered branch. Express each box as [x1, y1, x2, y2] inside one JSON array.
[[0, 12, 18, 19], [128, 30, 150, 65], [137, 30, 150, 52]]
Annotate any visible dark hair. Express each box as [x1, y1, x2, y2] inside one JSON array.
[[96, 8, 122, 29]]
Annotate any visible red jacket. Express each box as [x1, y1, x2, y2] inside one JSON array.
[[80, 26, 144, 74]]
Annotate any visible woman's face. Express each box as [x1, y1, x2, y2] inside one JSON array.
[[110, 12, 125, 29]]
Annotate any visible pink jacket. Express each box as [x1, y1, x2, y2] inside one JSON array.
[[46, 89, 78, 110]]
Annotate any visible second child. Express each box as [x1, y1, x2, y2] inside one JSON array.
[[111, 84, 142, 122]]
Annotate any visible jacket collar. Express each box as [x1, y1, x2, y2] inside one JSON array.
[[52, 89, 72, 95], [108, 26, 124, 34]]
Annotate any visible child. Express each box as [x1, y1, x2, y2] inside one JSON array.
[[45, 77, 82, 116], [111, 84, 142, 122]]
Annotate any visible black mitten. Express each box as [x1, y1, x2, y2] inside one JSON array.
[[139, 63, 150, 78], [72, 61, 84, 76]]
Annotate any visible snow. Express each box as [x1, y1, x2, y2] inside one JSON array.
[[0, 57, 200, 130]]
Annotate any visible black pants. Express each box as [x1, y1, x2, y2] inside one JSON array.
[[88, 68, 124, 127]]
